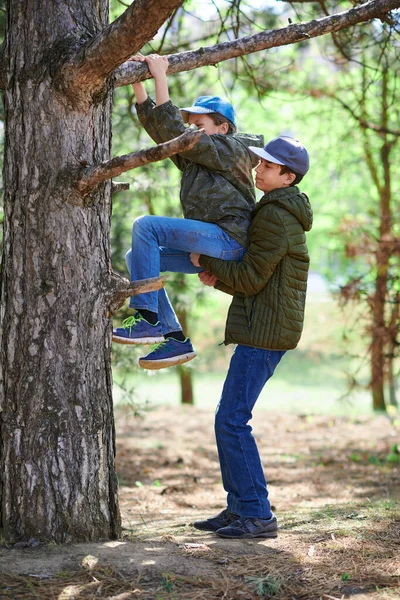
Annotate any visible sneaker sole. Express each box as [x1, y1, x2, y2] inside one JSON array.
[[112, 334, 164, 345], [216, 530, 278, 539], [138, 351, 197, 370], [192, 523, 220, 532]]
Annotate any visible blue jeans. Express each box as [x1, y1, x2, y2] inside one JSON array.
[[215, 345, 286, 518], [125, 215, 245, 335]]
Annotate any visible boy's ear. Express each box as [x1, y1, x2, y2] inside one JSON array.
[[219, 122, 229, 134], [286, 171, 296, 186]]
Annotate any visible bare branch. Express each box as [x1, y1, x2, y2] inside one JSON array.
[[317, 91, 400, 137], [60, 0, 183, 104], [114, 0, 400, 87], [111, 182, 130, 194], [270, 83, 400, 138], [77, 126, 203, 196], [107, 274, 168, 315]]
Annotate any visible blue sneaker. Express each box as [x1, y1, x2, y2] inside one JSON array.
[[112, 315, 164, 345], [138, 338, 197, 370], [192, 508, 239, 532], [216, 515, 278, 539]]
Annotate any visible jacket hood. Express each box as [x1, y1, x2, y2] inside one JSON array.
[[256, 186, 313, 231]]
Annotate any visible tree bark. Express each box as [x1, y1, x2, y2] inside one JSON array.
[[0, 0, 119, 543]]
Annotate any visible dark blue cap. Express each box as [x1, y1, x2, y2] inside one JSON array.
[[180, 95, 236, 127], [249, 136, 310, 175]]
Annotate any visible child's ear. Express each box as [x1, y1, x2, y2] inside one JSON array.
[[220, 122, 229, 134], [286, 171, 296, 185]]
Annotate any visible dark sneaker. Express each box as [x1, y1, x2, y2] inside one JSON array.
[[112, 315, 164, 345], [192, 508, 239, 532], [216, 515, 278, 539], [138, 338, 196, 370]]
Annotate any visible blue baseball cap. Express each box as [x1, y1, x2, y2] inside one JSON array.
[[249, 136, 310, 175], [180, 95, 236, 127]]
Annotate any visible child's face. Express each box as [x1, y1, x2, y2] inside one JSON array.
[[254, 159, 295, 193], [188, 113, 228, 135]]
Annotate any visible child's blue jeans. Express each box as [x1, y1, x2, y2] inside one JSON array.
[[215, 345, 286, 518], [125, 215, 245, 335]]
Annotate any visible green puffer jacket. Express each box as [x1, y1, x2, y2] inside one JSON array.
[[199, 186, 313, 350], [136, 98, 264, 248]]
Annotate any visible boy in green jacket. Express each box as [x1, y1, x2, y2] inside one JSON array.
[[190, 136, 313, 539], [112, 53, 263, 370]]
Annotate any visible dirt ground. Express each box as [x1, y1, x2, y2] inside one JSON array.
[[0, 404, 399, 599]]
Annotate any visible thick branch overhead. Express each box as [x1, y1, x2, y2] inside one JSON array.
[[77, 127, 203, 195], [114, 0, 400, 87], [61, 0, 182, 101]]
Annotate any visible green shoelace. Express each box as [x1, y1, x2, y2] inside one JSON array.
[[147, 340, 170, 354], [121, 315, 143, 331], [147, 338, 189, 355]]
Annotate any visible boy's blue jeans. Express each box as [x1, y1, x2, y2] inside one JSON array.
[[125, 215, 245, 335], [215, 345, 286, 518]]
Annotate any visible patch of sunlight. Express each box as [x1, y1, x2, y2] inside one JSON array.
[[59, 586, 83, 599], [140, 559, 156, 565], [102, 541, 127, 548], [81, 554, 98, 569]]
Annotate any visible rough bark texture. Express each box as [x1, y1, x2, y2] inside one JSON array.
[[0, 0, 120, 542]]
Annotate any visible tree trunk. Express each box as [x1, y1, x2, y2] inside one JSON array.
[[0, 0, 120, 542], [175, 309, 194, 405]]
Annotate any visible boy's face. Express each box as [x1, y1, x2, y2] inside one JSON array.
[[188, 113, 228, 135], [254, 159, 295, 193]]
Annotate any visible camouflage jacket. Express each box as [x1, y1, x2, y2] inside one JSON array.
[[136, 97, 263, 248]]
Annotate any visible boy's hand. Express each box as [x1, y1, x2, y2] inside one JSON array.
[[144, 54, 169, 78], [128, 54, 148, 104], [198, 271, 218, 287], [190, 253, 200, 267], [128, 53, 146, 62], [143, 54, 169, 106]]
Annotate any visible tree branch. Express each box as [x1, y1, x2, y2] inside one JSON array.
[[76, 126, 203, 196], [111, 182, 130, 195], [113, 0, 400, 87], [107, 274, 168, 316], [311, 90, 400, 138], [60, 0, 183, 105]]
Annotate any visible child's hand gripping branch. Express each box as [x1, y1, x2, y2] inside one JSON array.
[[130, 53, 169, 106]]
